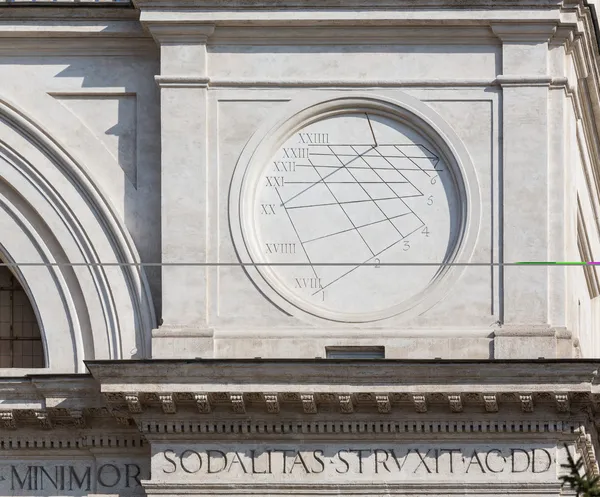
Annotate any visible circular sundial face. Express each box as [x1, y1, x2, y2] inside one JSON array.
[[239, 108, 463, 322]]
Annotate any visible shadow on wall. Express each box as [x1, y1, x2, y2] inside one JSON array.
[[2, 50, 163, 322]]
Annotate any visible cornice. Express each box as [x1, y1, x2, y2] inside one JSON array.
[[86, 359, 600, 391], [0, 38, 157, 56], [101, 390, 600, 421], [0, 20, 146, 37], [154, 75, 209, 87], [496, 75, 553, 87], [0, 375, 114, 430], [0, 6, 136, 19], [143, 21, 214, 43], [0, 375, 99, 402], [82, 360, 600, 423], [3, 362, 600, 438], [130, 0, 586, 9], [490, 22, 557, 42]]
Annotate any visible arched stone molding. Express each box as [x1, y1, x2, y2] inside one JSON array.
[[0, 97, 156, 373]]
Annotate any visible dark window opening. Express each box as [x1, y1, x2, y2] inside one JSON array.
[[0, 266, 44, 368], [325, 346, 385, 359]]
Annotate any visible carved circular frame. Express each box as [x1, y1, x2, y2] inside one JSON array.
[[229, 92, 480, 324]]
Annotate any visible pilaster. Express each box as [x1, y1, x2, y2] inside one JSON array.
[[145, 21, 215, 358], [491, 24, 560, 358]]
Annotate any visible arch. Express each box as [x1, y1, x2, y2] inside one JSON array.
[[0, 97, 156, 373]]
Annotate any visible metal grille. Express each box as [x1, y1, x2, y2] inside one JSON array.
[[0, 266, 44, 368]]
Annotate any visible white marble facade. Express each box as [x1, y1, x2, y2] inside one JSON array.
[[1, 0, 600, 495]]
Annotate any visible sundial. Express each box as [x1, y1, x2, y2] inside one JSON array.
[[231, 97, 468, 323]]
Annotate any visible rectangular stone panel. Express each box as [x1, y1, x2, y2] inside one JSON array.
[[151, 443, 555, 484], [209, 44, 499, 82]]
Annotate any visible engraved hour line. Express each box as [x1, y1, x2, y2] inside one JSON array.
[[304, 212, 412, 244], [273, 140, 439, 294], [285, 181, 409, 184], [309, 153, 437, 159], [285, 196, 400, 210], [311, 223, 426, 296], [365, 146, 428, 226], [394, 145, 433, 178], [284, 143, 432, 290], [295, 163, 443, 172], [367, 146, 425, 197], [306, 156, 376, 257], [413, 143, 440, 164], [279, 146, 376, 207], [360, 146, 429, 228], [331, 145, 406, 239], [274, 187, 319, 281], [306, 143, 439, 158]]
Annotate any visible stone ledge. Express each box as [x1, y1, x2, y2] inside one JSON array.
[[86, 358, 600, 389]]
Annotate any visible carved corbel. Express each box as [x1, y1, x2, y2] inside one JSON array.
[[376, 394, 391, 413], [412, 394, 427, 413], [114, 415, 130, 426], [338, 394, 354, 414], [448, 394, 463, 413], [69, 409, 86, 427], [230, 394, 246, 414], [35, 410, 52, 430], [264, 394, 280, 414], [194, 393, 211, 413], [125, 394, 143, 413], [159, 394, 176, 414], [520, 394, 534, 413], [555, 393, 570, 413], [483, 394, 499, 413], [301, 394, 317, 414], [0, 411, 16, 429]]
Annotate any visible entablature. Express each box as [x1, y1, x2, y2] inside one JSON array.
[[85, 360, 600, 423]]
